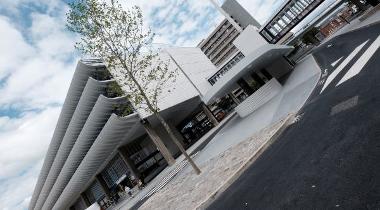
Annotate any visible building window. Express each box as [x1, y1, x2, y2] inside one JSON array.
[[101, 154, 130, 188], [85, 181, 104, 204], [208, 52, 245, 85]]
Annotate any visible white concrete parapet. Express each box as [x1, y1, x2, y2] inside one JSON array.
[[235, 78, 282, 118]]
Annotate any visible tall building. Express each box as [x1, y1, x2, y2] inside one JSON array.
[[198, 0, 260, 68]]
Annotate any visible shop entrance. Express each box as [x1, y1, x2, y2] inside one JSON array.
[[123, 135, 167, 183], [177, 107, 214, 148]]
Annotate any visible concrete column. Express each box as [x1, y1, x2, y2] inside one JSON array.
[[261, 69, 273, 80], [142, 120, 176, 166], [251, 72, 265, 86], [291, 5, 299, 13], [275, 22, 283, 31], [300, 0, 309, 7], [284, 12, 293, 21], [95, 175, 111, 199], [296, 1, 305, 9], [280, 17, 287, 25], [289, 7, 299, 17], [288, 8, 295, 17], [237, 78, 254, 95], [81, 193, 91, 207], [201, 102, 219, 126], [295, 3, 303, 11], [168, 123, 187, 147], [271, 25, 280, 34], [118, 148, 141, 181], [228, 93, 240, 105], [275, 20, 283, 29]]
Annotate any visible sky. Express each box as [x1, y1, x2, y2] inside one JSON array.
[[0, 0, 287, 209]]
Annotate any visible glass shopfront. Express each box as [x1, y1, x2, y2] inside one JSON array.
[[178, 109, 214, 148], [101, 154, 132, 190], [84, 181, 105, 204], [124, 136, 167, 183], [234, 68, 273, 100]]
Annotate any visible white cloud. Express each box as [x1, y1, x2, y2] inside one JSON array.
[[0, 9, 77, 110], [0, 16, 35, 79], [0, 108, 60, 181], [0, 160, 44, 210], [237, 0, 286, 24], [120, 0, 224, 47], [0, 1, 77, 209]]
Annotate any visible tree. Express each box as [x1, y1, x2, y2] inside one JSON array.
[[66, 0, 201, 174]]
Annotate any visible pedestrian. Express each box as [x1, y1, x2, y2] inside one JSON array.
[[125, 185, 133, 197], [137, 179, 144, 189]]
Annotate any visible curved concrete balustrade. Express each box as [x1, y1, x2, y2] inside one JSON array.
[[235, 78, 282, 118], [79, 124, 142, 193], [33, 78, 111, 210], [42, 99, 134, 209], [34, 94, 128, 210], [203, 44, 293, 104], [52, 113, 140, 210], [29, 62, 108, 210]]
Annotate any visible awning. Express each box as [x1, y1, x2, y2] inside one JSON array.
[[203, 44, 293, 104]]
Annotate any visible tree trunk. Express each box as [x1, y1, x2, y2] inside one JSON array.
[[229, 93, 240, 105], [154, 112, 201, 175], [142, 121, 176, 166], [201, 102, 219, 127], [119, 62, 201, 175]]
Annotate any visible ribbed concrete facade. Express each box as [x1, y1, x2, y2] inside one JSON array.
[[42, 96, 126, 209], [29, 62, 108, 210], [34, 79, 115, 210], [53, 113, 140, 210], [35, 94, 128, 209], [29, 60, 139, 210]]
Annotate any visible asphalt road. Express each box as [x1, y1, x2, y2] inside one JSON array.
[[207, 23, 380, 210]]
